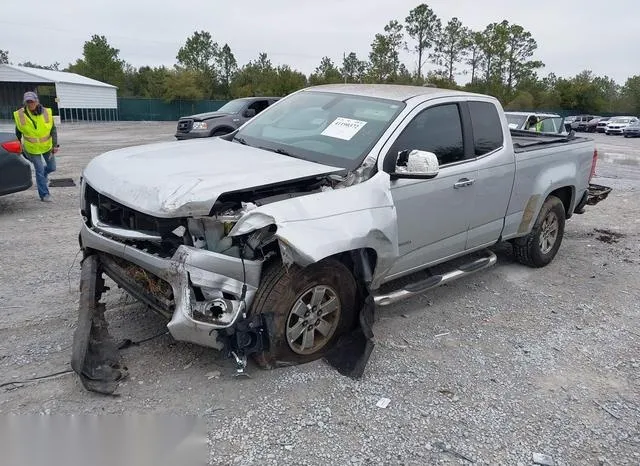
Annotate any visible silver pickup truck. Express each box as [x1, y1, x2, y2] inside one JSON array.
[[71, 84, 611, 393]]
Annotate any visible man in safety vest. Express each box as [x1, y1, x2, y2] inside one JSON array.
[[526, 115, 544, 132], [13, 91, 59, 202]]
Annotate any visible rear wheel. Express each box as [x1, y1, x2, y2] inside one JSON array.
[[249, 258, 358, 368], [512, 195, 566, 268]]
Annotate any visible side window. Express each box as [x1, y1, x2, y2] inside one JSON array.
[[468, 101, 504, 156], [248, 100, 270, 115], [390, 104, 465, 166]]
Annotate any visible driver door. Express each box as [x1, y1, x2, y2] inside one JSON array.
[[383, 101, 477, 279]]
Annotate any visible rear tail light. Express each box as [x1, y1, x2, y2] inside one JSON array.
[[1, 140, 22, 154], [589, 148, 598, 181]]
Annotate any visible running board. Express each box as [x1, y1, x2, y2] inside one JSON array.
[[373, 250, 498, 307]]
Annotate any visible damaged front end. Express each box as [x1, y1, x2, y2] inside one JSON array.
[[72, 184, 279, 393], [72, 170, 392, 393]]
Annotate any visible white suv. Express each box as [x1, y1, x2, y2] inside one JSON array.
[[606, 116, 639, 135]]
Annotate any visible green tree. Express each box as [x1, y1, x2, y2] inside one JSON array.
[[67, 35, 126, 89], [341, 52, 367, 83], [163, 68, 205, 101], [430, 17, 469, 83], [480, 21, 510, 85], [122, 65, 170, 98], [505, 91, 535, 110], [395, 63, 414, 85], [465, 31, 484, 85], [593, 75, 621, 113], [309, 57, 343, 85], [405, 4, 441, 80], [176, 30, 220, 98], [216, 43, 238, 97], [368, 20, 405, 82], [273, 65, 308, 95], [0, 50, 8, 64], [619, 75, 640, 113], [230, 53, 277, 97], [505, 24, 543, 93]]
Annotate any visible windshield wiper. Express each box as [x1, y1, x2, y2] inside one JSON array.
[[233, 136, 248, 145], [259, 146, 300, 159]]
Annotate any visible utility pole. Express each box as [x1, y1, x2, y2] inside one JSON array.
[[343, 51, 347, 84]]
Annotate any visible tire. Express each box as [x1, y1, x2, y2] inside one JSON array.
[[512, 195, 566, 268], [250, 258, 358, 369]]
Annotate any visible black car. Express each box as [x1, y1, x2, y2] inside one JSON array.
[[0, 132, 32, 197], [175, 97, 280, 140]]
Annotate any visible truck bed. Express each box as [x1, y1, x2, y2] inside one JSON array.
[[510, 129, 591, 154]]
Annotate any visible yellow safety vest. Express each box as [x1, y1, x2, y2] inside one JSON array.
[[13, 106, 54, 155]]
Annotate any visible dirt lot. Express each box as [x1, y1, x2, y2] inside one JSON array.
[[0, 123, 638, 465]]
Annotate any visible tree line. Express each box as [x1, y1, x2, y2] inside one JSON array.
[[2, 3, 639, 114]]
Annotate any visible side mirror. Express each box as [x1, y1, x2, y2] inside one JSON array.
[[244, 108, 256, 118], [389, 149, 439, 180]]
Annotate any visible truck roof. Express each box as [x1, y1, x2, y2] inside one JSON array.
[[305, 83, 487, 102]]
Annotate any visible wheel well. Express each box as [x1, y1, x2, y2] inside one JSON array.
[[333, 248, 378, 287], [549, 186, 574, 218], [211, 126, 234, 135]]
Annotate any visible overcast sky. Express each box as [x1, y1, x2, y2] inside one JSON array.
[[2, 0, 639, 84]]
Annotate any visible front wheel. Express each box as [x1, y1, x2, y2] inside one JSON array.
[[211, 128, 232, 137], [512, 195, 566, 268], [249, 258, 358, 368]]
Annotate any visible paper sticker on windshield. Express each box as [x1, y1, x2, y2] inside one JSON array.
[[321, 117, 367, 140]]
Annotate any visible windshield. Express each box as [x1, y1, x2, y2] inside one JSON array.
[[217, 100, 248, 114], [506, 114, 527, 129], [234, 91, 406, 170]]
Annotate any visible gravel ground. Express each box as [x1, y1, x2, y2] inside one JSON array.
[[0, 124, 638, 465]]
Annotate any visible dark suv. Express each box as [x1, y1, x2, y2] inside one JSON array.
[[175, 97, 279, 140]]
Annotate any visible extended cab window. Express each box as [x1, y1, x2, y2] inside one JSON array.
[[248, 100, 270, 115], [468, 101, 504, 156], [390, 104, 465, 166]]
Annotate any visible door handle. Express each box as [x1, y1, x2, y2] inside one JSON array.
[[454, 178, 475, 189]]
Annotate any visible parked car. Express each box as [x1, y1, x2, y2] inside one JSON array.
[[594, 117, 612, 133], [622, 120, 640, 138], [605, 116, 639, 135], [505, 111, 567, 133], [585, 117, 604, 132], [571, 115, 599, 132], [564, 115, 577, 127], [73, 84, 611, 393], [175, 97, 280, 140], [0, 133, 32, 197]]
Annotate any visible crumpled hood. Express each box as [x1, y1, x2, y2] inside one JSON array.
[[82, 138, 343, 218]]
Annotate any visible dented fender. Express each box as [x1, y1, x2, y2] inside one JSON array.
[[229, 171, 399, 288]]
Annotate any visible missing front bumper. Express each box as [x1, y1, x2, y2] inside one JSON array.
[[79, 223, 263, 349]]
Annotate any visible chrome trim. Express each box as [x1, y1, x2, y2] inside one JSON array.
[[374, 250, 497, 307], [90, 203, 163, 243]]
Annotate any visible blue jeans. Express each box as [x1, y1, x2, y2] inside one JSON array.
[[26, 152, 56, 199]]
